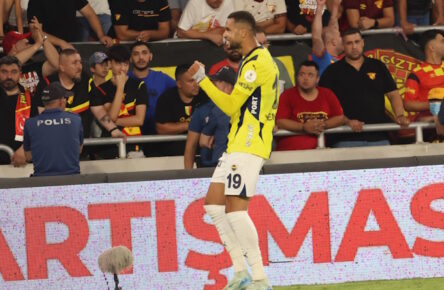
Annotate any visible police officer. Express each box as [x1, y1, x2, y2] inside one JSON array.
[[23, 82, 83, 176]]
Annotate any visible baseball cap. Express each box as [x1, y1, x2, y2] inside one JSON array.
[[41, 82, 70, 103], [88, 51, 108, 67], [209, 66, 236, 86], [3, 31, 32, 55]]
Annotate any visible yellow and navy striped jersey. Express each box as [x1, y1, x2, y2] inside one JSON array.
[[200, 46, 279, 159]]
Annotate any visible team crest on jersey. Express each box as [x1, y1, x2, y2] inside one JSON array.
[[231, 164, 237, 171], [115, 14, 121, 21], [244, 70, 257, 83], [67, 95, 74, 105], [375, 0, 383, 9], [367, 72, 376, 80]]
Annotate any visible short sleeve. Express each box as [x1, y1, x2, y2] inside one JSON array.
[[343, 0, 359, 10], [275, 0, 287, 15], [404, 73, 420, 102], [177, 0, 196, 30], [76, 0, 89, 11], [188, 107, 204, 133], [23, 120, 31, 151], [276, 90, 292, 120], [383, 0, 394, 8], [379, 62, 397, 94], [112, 1, 129, 25], [159, 0, 172, 22], [136, 82, 149, 106]]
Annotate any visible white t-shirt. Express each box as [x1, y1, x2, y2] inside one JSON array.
[[178, 0, 234, 32], [76, 0, 111, 17], [234, 0, 286, 23]]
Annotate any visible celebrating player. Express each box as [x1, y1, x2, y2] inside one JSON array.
[[188, 10, 279, 290]]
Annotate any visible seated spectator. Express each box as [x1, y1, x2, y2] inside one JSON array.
[[177, 0, 234, 46], [3, 17, 59, 93], [184, 66, 235, 168], [319, 28, 409, 147], [0, 55, 37, 166], [128, 41, 176, 136], [76, 0, 112, 41], [168, 0, 189, 35], [34, 49, 93, 138], [110, 0, 171, 41], [310, 0, 343, 76], [404, 30, 444, 125], [155, 63, 207, 156], [276, 60, 347, 150], [24, 82, 83, 176], [90, 45, 148, 142], [342, 0, 395, 31], [27, 0, 112, 46], [234, 0, 287, 34], [285, 0, 330, 35], [89, 51, 109, 89], [0, 0, 23, 38], [209, 42, 241, 74]]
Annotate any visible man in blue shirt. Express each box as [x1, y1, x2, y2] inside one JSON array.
[[23, 82, 83, 176], [129, 41, 176, 135], [184, 66, 235, 168]]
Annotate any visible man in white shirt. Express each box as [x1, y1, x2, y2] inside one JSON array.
[[177, 0, 234, 46], [234, 0, 287, 34]]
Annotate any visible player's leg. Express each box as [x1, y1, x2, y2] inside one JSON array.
[[224, 153, 272, 290], [204, 154, 249, 289]]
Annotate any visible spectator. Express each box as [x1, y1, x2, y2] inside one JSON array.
[[168, 0, 189, 35], [177, 0, 234, 46], [27, 0, 112, 46], [285, 0, 330, 35], [0, 55, 37, 166], [342, 0, 395, 31], [234, 0, 287, 34], [436, 100, 444, 135], [3, 17, 59, 94], [24, 82, 83, 176], [34, 49, 93, 138], [209, 42, 241, 75], [310, 0, 343, 76], [0, 0, 23, 38], [89, 45, 148, 157], [404, 30, 444, 125], [128, 41, 176, 136], [88, 51, 109, 89], [276, 60, 347, 150], [76, 0, 112, 41], [111, 0, 171, 41], [184, 66, 235, 168], [319, 28, 409, 147], [155, 63, 207, 156]]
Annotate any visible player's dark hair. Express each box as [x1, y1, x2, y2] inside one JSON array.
[[60, 48, 79, 58], [341, 28, 362, 38], [0, 55, 21, 69], [106, 45, 131, 62], [130, 41, 151, 53], [297, 60, 319, 74], [175, 63, 192, 80], [419, 29, 444, 52], [228, 11, 256, 34]]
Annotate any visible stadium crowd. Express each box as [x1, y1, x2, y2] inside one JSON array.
[[1, 0, 444, 176]]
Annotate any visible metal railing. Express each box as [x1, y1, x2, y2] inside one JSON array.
[[0, 144, 14, 159], [82, 122, 436, 158]]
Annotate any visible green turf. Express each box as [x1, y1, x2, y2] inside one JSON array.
[[274, 277, 444, 290]]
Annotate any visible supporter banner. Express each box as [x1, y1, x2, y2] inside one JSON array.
[[1, 165, 444, 289]]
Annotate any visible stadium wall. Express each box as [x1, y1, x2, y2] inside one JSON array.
[[1, 144, 444, 289]]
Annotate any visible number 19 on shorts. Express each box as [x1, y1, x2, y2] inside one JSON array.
[[227, 173, 242, 189]]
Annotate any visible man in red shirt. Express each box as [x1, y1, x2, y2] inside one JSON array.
[[404, 30, 444, 123], [209, 42, 241, 75], [342, 0, 395, 31], [276, 60, 352, 150]]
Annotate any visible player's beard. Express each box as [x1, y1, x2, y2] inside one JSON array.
[[227, 40, 241, 50]]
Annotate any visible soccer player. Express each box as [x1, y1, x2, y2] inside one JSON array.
[[188, 11, 278, 290]]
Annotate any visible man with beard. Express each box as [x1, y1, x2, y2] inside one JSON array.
[[128, 41, 176, 135], [276, 60, 349, 150], [319, 28, 409, 147], [209, 42, 242, 74], [0, 56, 38, 166]]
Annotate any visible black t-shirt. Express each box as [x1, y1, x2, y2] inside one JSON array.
[[35, 73, 93, 138], [89, 78, 149, 137], [0, 87, 38, 164], [319, 57, 397, 142], [27, 0, 88, 42], [112, 0, 171, 31], [155, 87, 207, 156]]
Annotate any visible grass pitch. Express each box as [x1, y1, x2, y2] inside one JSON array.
[[274, 277, 444, 290]]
